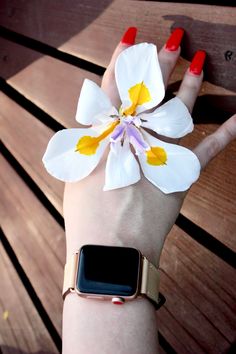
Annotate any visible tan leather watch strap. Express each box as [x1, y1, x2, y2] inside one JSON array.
[[140, 257, 160, 305], [62, 253, 78, 298]]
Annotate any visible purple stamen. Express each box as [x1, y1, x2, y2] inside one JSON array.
[[126, 125, 149, 155], [110, 123, 125, 142]]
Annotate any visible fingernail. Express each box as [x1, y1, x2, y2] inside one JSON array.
[[121, 27, 137, 45], [189, 50, 206, 75], [165, 28, 184, 51]]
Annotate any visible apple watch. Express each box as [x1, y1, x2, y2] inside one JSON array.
[[63, 244, 165, 310]]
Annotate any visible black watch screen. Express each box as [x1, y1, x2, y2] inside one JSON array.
[[76, 245, 141, 297]]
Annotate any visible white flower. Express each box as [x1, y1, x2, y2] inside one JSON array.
[[43, 43, 200, 193]]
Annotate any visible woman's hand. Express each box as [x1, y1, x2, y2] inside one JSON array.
[[63, 27, 236, 266]]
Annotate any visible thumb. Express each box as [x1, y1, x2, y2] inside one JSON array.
[[193, 114, 236, 169]]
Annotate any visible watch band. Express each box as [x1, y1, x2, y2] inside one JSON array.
[[63, 252, 78, 298], [140, 256, 160, 305]]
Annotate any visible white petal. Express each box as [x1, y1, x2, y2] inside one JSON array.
[[138, 130, 201, 194], [104, 140, 141, 191], [93, 107, 119, 126], [43, 128, 109, 182], [141, 97, 193, 138], [115, 43, 165, 114], [75, 79, 113, 125]]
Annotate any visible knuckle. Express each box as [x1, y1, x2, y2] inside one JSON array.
[[224, 114, 236, 141], [206, 134, 222, 157], [182, 78, 200, 93], [159, 49, 179, 67], [103, 67, 115, 80]]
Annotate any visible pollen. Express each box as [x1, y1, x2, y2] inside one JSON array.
[[123, 81, 151, 116], [75, 136, 99, 155], [146, 146, 167, 166], [75, 120, 119, 155]]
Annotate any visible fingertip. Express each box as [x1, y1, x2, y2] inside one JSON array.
[[120, 27, 137, 45], [165, 28, 184, 52], [107, 27, 138, 72], [189, 50, 206, 76]]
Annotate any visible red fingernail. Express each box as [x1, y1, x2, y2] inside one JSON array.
[[189, 50, 206, 75], [165, 28, 184, 51], [121, 27, 137, 45]]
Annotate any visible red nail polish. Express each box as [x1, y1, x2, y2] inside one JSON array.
[[189, 50, 206, 75], [165, 28, 184, 51], [121, 27, 137, 45]]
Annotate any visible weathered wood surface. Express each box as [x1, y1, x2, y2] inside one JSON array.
[[0, 87, 64, 214], [0, 155, 65, 335], [1, 151, 235, 353], [1, 45, 235, 251], [1, 1, 236, 352], [1, 36, 235, 126], [161, 228, 236, 344], [0, 0, 235, 101], [0, 241, 58, 354]]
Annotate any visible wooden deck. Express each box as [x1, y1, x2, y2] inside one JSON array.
[[0, 1, 236, 353]]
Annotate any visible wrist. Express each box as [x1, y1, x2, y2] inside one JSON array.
[[63, 292, 159, 354], [63, 179, 185, 264]]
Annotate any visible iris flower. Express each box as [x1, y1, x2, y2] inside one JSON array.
[[43, 43, 200, 193]]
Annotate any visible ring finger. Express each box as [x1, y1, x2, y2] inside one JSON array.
[[158, 29, 206, 114]]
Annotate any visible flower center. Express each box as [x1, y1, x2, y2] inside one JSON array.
[[110, 113, 149, 155]]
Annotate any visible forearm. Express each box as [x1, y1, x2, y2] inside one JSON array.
[[62, 174, 185, 354], [63, 293, 159, 354]]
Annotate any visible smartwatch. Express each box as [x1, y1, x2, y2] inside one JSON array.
[[63, 244, 165, 310]]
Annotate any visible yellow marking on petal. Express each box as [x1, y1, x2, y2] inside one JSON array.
[[75, 121, 119, 155], [123, 81, 151, 116], [146, 147, 167, 166], [3, 310, 9, 320]]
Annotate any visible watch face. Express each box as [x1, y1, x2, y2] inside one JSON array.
[[76, 245, 141, 297]]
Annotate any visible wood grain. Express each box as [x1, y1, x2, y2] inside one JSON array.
[[0, 242, 58, 353], [1, 1, 236, 352], [0, 0, 235, 112], [0, 38, 100, 128], [0, 155, 65, 335], [1, 37, 235, 129], [161, 227, 236, 342], [158, 226, 236, 353], [0, 89, 64, 214], [1, 156, 235, 353]]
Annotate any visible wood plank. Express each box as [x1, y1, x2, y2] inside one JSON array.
[[0, 38, 100, 128], [181, 129, 236, 249], [0, 85, 64, 214], [158, 228, 236, 353], [0, 243, 58, 353], [160, 227, 236, 344], [0, 155, 65, 335], [1, 57, 236, 251], [0, 0, 235, 110], [1, 156, 234, 353], [1, 37, 235, 130]]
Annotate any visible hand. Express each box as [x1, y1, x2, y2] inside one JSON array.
[[63, 28, 236, 266]]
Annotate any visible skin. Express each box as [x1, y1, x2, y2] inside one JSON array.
[[62, 34, 236, 354]]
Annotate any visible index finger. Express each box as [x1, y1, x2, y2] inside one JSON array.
[[101, 27, 137, 107]]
